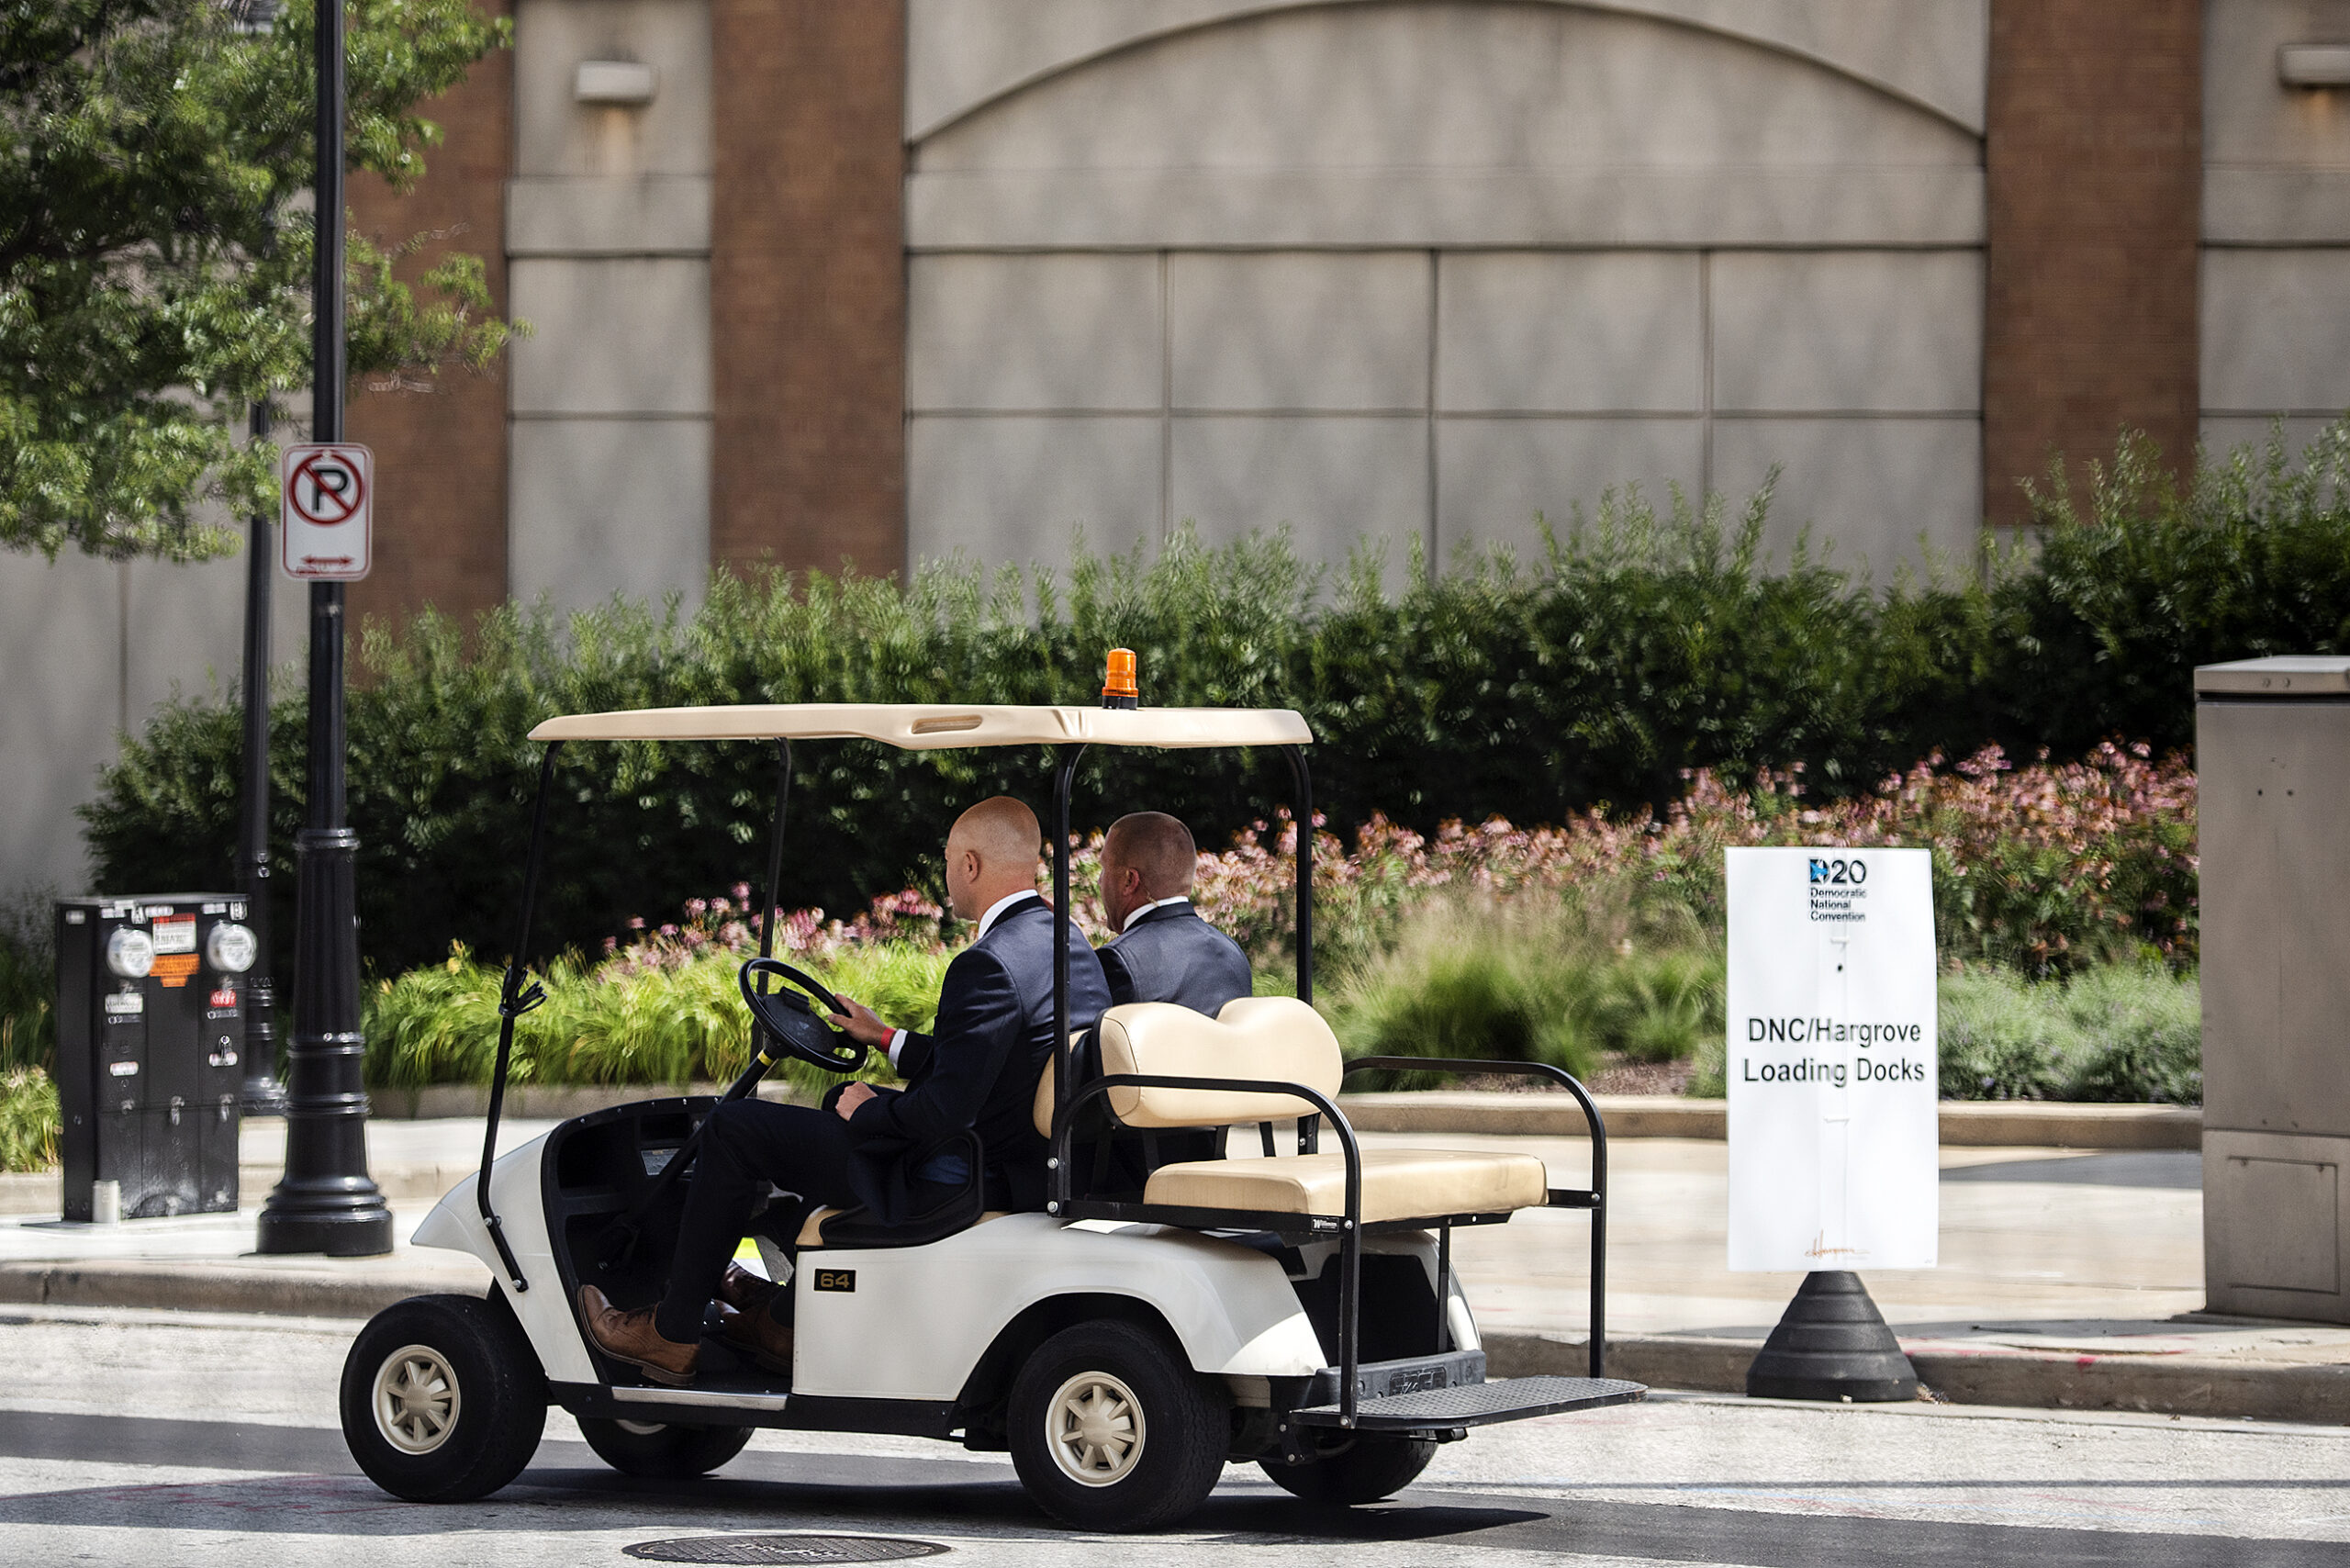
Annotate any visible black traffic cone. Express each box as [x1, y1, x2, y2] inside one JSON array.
[[1745, 1271, 1918, 1402]]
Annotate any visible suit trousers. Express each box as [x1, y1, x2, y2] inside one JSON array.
[[655, 1099, 862, 1343]]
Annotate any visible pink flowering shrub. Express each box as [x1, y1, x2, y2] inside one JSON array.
[[605, 742, 2195, 983], [1164, 744, 2194, 980]]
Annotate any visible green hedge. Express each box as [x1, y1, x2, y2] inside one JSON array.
[[81, 424, 2349, 979]]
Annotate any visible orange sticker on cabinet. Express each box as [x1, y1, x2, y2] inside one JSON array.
[[151, 954, 200, 988]]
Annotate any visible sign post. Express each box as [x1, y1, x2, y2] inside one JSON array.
[[256, 0, 392, 1259], [1726, 846, 1936, 1399]]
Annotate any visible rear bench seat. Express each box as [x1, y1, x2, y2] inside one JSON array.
[[1038, 997, 1550, 1225]]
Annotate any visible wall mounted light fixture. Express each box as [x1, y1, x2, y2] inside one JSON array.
[[2279, 43, 2350, 86], [576, 60, 658, 105]]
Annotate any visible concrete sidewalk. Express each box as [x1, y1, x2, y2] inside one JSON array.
[[3, 1113, 2344, 1425]]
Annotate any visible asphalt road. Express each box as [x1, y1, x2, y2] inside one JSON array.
[[2, 1305, 2346, 1568]]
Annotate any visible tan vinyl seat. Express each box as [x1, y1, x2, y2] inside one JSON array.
[[1143, 1147, 1548, 1220], [1041, 997, 1550, 1224]]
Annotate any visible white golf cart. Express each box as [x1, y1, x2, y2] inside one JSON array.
[[339, 692, 1642, 1530]]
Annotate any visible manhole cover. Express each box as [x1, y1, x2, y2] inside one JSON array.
[[623, 1537, 949, 1566]]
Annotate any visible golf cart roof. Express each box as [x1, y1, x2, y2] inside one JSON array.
[[527, 702, 1313, 750]]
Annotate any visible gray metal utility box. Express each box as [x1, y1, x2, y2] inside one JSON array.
[[2199, 656, 2350, 1322], [54, 895, 256, 1221]]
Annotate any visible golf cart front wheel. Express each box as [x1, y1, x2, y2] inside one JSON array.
[[341, 1294, 547, 1502], [1009, 1318, 1229, 1532], [1260, 1434, 1437, 1506], [578, 1417, 754, 1477]]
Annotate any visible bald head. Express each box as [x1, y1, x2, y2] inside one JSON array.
[[944, 797, 1043, 920], [1100, 812, 1197, 930]]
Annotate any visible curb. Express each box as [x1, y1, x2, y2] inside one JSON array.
[[1485, 1329, 2350, 1426], [1338, 1094, 2202, 1148], [0, 1260, 476, 1320]]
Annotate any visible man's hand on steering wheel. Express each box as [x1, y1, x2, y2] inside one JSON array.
[[826, 994, 892, 1048]]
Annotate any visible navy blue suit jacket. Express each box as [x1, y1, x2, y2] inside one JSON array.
[[1099, 902, 1253, 1014], [847, 895, 1110, 1219]]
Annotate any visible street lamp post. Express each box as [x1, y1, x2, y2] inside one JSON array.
[[256, 0, 391, 1256]]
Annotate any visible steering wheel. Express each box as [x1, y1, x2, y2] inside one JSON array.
[[737, 958, 868, 1074]]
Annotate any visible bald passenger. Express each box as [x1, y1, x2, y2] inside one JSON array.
[[582, 795, 1112, 1387], [1096, 812, 1252, 1012], [1064, 812, 1256, 1202]]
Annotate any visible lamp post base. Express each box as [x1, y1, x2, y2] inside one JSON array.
[[254, 1180, 394, 1256]]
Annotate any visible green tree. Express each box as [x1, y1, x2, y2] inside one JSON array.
[[2, 0, 515, 562]]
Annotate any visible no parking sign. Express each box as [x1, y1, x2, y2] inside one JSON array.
[[279, 442, 373, 580], [1726, 847, 1939, 1272]]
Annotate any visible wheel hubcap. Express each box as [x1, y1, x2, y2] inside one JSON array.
[[373, 1344, 462, 1455], [1046, 1370, 1146, 1487]]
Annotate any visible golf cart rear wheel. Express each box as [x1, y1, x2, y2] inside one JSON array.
[[1009, 1318, 1229, 1532], [1260, 1434, 1438, 1506], [577, 1417, 754, 1477], [341, 1294, 547, 1502]]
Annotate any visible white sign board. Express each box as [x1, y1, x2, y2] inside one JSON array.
[[1726, 846, 1938, 1272], [279, 442, 373, 580]]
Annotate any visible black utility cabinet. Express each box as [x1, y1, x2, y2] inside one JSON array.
[[56, 895, 257, 1220]]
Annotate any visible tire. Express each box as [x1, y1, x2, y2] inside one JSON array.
[[1259, 1435, 1438, 1506], [1008, 1318, 1230, 1532], [577, 1417, 755, 1477], [341, 1293, 548, 1502]]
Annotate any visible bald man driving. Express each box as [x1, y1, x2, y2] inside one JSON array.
[[582, 796, 1112, 1386]]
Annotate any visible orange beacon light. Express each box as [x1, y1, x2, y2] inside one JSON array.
[[1102, 648, 1139, 710]]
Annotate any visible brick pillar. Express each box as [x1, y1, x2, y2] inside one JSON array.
[[1983, 2, 2202, 524], [344, 5, 514, 630], [709, 0, 907, 580]]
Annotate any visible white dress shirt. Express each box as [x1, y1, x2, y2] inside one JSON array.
[[1119, 893, 1192, 933]]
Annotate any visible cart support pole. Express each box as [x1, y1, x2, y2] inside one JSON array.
[[476, 744, 563, 1293], [747, 739, 792, 1057], [1281, 746, 1317, 1154], [1047, 745, 1084, 1211]]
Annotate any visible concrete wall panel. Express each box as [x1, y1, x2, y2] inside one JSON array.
[[908, 417, 1161, 566], [510, 419, 711, 611], [910, 4, 1979, 250], [907, 0, 1991, 140], [2203, 250, 2350, 412], [1436, 418, 1707, 560], [1438, 252, 1701, 413], [1169, 253, 1428, 411], [2204, 0, 2350, 169], [509, 258, 711, 415], [514, 0, 712, 178], [2202, 416, 2344, 465], [1169, 416, 1426, 568], [0, 542, 309, 902], [507, 176, 711, 255], [0, 556, 130, 899], [1710, 417, 1981, 577], [909, 254, 1161, 411], [1712, 251, 1982, 412]]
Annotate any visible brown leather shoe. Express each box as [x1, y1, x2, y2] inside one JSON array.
[[716, 1260, 780, 1318], [717, 1301, 794, 1375], [578, 1285, 698, 1386]]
